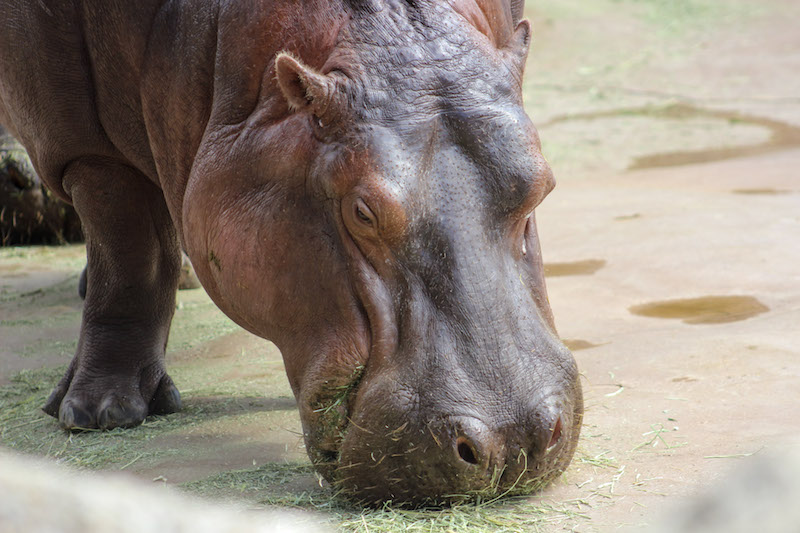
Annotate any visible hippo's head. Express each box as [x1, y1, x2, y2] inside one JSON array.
[[184, 0, 582, 504]]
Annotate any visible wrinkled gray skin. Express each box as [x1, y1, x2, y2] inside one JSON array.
[[0, 0, 582, 504]]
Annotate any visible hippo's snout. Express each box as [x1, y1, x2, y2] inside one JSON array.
[[328, 368, 583, 505]]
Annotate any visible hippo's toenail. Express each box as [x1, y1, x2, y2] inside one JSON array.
[[59, 402, 94, 430], [150, 378, 182, 415]]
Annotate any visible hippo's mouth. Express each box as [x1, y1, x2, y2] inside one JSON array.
[[302, 364, 366, 477], [300, 360, 584, 506]]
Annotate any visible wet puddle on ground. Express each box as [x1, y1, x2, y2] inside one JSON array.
[[615, 213, 642, 221], [629, 295, 769, 324], [544, 259, 606, 277], [732, 188, 792, 195], [563, 339, 605, 351], [540, 103, 800, 170]]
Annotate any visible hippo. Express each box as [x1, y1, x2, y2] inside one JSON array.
[[0, 0, 582, 504]]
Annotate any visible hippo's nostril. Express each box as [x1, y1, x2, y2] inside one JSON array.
[[547, 416, 563, 451], [456, 436, 479, 465]]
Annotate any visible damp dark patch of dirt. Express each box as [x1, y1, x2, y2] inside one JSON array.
[[545, 259, 606, 277], [563, 339, 606, 351], [629, 295, 770, 325], [672, 376, 699, 383], [732, 188, 793, 195], [615, 213, 642, 221], [540, 103, 800, 170]]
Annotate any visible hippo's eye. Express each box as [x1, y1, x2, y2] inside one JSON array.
[[354, 199, 376, 228]]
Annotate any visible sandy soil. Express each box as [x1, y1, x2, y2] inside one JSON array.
[[525, 0, 800, 528], [1, 0, 798, 530]]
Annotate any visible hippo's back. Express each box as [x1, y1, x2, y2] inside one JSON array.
[[0, 0, 164, 198]]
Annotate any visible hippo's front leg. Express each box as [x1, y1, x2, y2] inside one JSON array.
[[43, 160, 182, 430]]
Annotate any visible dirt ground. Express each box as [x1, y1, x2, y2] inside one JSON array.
[[1, 0, 799, 531]]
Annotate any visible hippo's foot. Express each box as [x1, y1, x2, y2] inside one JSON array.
[[45, 159, 183, 431], [42, 360, 181, 430]]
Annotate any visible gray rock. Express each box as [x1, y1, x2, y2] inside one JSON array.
[[0, 449, 327, 533], [648, 448, 800, 533]]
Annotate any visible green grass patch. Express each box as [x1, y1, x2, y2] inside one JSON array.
[[0, 366, 218, 469], [183, 463, 588, 532], [0, 365, 290, 470], [0, 244, 86, 269], [610, 0, 759, 33], [0, 365, 592, 532]]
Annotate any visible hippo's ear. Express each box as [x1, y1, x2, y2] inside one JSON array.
[[503, 19, 531, 76], [275, 53, 334, 114]]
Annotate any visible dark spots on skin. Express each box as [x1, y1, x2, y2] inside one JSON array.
[[544, 259, 606, 277], [629, 295, 769, 325], [208, 250, 222, 271]]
